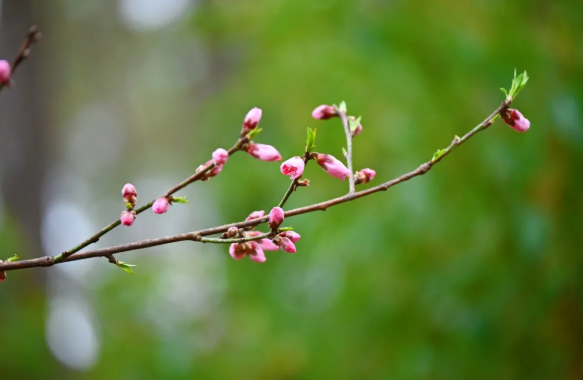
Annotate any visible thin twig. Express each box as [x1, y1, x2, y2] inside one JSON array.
[[0, 26, 42, 92], [0, 99, 510, 272], [53, 137, 246, 263], [336, 107, 356, 193]]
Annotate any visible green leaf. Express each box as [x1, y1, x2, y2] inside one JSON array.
[[507, 69, 529, 99], [247, 128, 263, 140], [431, 148, 447, 163], [306, 127, 317, 152], [279, 226, 294, 231], [338, 101, 347, 113], [115, 261, 136, 275], [5, 254, 18, 263], [500, 88, 508, 97], [348, 116, 361, 132], [171, 196, 189, 204], [342, 147, 348, 157]]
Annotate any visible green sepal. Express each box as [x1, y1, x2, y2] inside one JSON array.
[[306, 127, 317, 153], [5, 254, 18, 263], [279, 226, 294, 232], [338, 101, 347, 113], [348, 116, 361, 132], [247, 128, 263, 140], [431, 148, 447, 162], [171, 196, 189, 204]]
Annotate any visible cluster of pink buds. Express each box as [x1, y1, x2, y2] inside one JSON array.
[[0, 60, 11, 85], [355, 168, 376, 185], [120, 183, 138, 226], [502, 109, 530, 132], [228, 208, 301, 262]]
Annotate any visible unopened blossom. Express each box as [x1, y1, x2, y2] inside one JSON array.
[[243, 107, 262, 130], [0, 60, 11, 84], [352, 123, 363, 137], [0, 261, 5, 284], [226, 227, 239, 238], [312, 105, 337, 120], [120, 210, 136, 226], [355, 168, 376, 184], [280, 231, 301, 243], [246, 210, 265, 221], [212, 148, 229, 165], [198, 159, 223, 181], [280, 156, 305, 180], [121, 183, 137, 207], [277, 237, 296, 253], [502, 109, 530, 132], [316, 154, 351, 180], [248, 143, 282, 162], [229, 241, 266, 263], [268, 207, 285, 230], [258, 238, 279, 251], [152, 197, 170, 214]]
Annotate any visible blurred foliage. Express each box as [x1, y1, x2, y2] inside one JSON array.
[[1, 0, 583, 379]]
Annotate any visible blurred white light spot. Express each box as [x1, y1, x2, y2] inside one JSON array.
[[119, 0, 195, 32], [46, 297, 100, 370], [41, 200, 96, 282]]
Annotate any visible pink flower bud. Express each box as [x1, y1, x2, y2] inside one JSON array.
[[226, 227, 239, 238], [277, 237, 296, 253], [355, 168, 376, 184], [243, 107, 262, 130], [120, 210, 136, 226], [280, 231, 301, 243], [312, 105, 337, 120], [0, 260, 5, 284], [258, 238, 279, 251], [352, 123, 363, 137], [212, 148, 229, 165], [316, 154, 351, 180], [280, 156, 305, 180], [198, 160, 223, 181], [268, 207, 285, 230], [246, 210, 265, 221], [229, 242, 266, 263], [152, 197, 170, 214], [0, 60, 11, 84], [502, 109, 530, 132], [121, 183, 138, 207], [248, 143, 282, 162]]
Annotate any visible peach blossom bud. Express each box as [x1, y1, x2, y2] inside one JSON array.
[[352, 123, 363, 137], [121, 183, 137, 207], [280, 156, 305, 180], [212, 148, 229, 165], [0, 60, 11, 84], [278, 237, 296, 253], [152, 197, 170, 214], [268, 207, 285, 230], [280, 231, 301, 243], [248, 143, 282, 162], [312, 105, 337, 120], [120, 210, 136, 226], [229, 242, 266, 263], [258, 238, 279, 251], [198, 159, 223, 181], [316, 154, 351, 180], [243, 107, 262, 130], [355, 168, 376, 184], [502, 109, 530, 132], [226, 227, 239, 238], [246, 210, 265, 221]]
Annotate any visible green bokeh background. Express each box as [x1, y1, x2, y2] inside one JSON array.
[[1, 0, 582, 379]]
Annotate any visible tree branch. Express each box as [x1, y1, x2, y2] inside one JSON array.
[[0, 99, 510, 272], [0, 25, 41, 92], [52, 136, 247, 263], [337, 107, 356, 193]]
